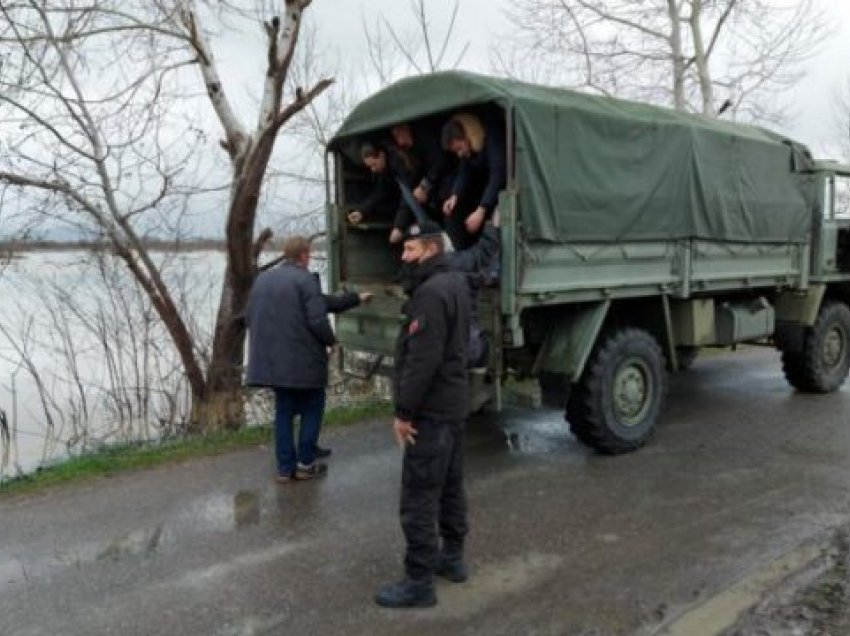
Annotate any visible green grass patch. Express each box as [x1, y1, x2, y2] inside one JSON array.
[[324, 400, 392, 426], [0, 400, 391, 497]]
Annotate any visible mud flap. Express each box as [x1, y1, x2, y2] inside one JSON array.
[[533, 300, 611, 382]]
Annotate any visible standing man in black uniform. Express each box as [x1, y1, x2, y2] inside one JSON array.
[[375, 220, 472, 609]]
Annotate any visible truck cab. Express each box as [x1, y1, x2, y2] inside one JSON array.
[[812, 161, 850, 276]]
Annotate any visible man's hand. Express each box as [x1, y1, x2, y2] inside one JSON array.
[[348, 210, 363, 224], [389, 227, 403, 243], [413, 184, 428, 203], [443, 194, 458, 217], [465, 206, 486, 234], [493, 208, 501, 228], [393, 418, 418, 448], [359, 292, 373, 304]]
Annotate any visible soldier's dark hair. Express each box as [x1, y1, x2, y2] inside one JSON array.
[[422, 234, 444, 253], [360, 142, 385, 161], [441, 119, 466, 150]]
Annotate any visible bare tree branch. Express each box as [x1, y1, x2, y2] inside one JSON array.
[[499, 0, 828, 120]]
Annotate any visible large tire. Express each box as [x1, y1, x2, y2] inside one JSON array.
[[566, 328, 667, 454], [781, 301, 850, 393]]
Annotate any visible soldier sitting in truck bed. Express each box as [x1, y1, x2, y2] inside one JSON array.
[[388, 119, 455, 231], [440, 113, 507, 250], [349, 119, 456, 243], [347, 142, 417, 244]]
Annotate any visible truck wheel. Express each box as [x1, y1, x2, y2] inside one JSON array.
[[566, 328, 666, 454], [781, 301, 850, 393]]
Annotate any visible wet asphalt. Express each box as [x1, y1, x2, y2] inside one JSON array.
[[3, 347, 850, 636]]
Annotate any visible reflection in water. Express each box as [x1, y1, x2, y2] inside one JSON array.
[[97, 525, 164, 562], [500, 408, 573, 454], [1, 489, 269, 592], [234, 490, 261, 528]]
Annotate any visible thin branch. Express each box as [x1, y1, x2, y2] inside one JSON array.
[[273, 78, 334, 132]]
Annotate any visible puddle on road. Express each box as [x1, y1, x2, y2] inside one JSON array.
[[498, 407, 574, 454], [0, 489, 265, 591], [233, 490, 261, 528]]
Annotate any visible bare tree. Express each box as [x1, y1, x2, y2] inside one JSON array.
[[0, 247, 199, 478], [498, 0, 827, 121], [830, 77, 850, 218], [0, 1, 332, 431], [835, 77, 850, 162], [363, 0, 470, 81]]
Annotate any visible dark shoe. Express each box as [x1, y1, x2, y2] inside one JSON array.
[[436, 555, 468, 583], [374, 578, 436, 608], [313, 445, 332, 459], [294, 462, 328, 481]]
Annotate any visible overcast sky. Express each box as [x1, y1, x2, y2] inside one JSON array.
[[212, 0, 850, 155], [350, 0, 850, 154]]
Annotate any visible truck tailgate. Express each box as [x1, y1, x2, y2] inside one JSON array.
[[335, 288, 404, 356]]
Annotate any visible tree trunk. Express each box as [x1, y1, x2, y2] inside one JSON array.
[[194, 133, 278, 432], [689, 0, 715, 115], [667, 0, 686, 111], [193, 265, 251, 432]]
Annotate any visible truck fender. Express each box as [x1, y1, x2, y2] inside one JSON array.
[[533, 300, 611, 382], [775, 284, 826, 327], [774, 284, 826, 353]]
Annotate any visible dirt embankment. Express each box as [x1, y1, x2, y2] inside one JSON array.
[[725, 529, 850, 636]]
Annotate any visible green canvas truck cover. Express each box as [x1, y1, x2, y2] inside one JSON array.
[[331, 71, 816, 244]]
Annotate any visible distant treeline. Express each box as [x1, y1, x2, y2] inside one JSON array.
[[0, 239, 228, 252], [0, 236, 326, 254]]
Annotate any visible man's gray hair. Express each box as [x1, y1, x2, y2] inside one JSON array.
[[283, 235, 310, 260]]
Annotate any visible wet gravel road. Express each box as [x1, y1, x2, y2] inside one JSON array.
[[2, 347, 850, 635]]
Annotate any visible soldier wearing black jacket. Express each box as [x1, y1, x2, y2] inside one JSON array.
[[375, 220, 472, 609], [347, 142, 421, 244], [390, 119, 454, 222], [441, 113, 507, 249]]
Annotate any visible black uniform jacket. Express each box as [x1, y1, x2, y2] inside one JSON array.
[[393, 254, 471, 422], [358, 147, 421, 228]]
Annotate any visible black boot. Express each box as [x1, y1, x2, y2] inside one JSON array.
[[374, 578, 436, 608], [436, 554, 468, 583]]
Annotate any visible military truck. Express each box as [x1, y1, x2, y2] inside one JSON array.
[[326, 71, 850, 454]]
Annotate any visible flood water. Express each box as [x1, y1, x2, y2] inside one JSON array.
[[0, 249, 327, 480]]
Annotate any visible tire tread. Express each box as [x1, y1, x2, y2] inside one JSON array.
[[781, 301, 850, 394], [567, 327, 666, 455]]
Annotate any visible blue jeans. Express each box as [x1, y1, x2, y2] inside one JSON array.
[[273, 387, 326, 476]]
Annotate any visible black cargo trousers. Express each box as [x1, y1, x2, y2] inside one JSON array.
[[400, 417, 468, 581]]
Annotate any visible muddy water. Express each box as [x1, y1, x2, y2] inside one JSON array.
[[0, 251, 328, 479]]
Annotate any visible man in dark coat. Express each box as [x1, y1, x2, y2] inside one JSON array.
[[246, 236, 369, 482], [441, 113, 507, 249], [375, 220, 472, 609]]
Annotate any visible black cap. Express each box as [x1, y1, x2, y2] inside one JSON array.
[[401, 219, 443, 242]]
